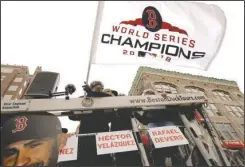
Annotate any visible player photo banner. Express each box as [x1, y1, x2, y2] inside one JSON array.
[[1, 113, 63, 166], [90, 1, 226, 70]]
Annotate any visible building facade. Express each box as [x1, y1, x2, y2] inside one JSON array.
[[129, 66, 244, 141], [1, 64, 42, 100]]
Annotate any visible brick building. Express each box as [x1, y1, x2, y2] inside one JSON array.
[[129, 66, 244, 141], [1, 64, 42, 100]]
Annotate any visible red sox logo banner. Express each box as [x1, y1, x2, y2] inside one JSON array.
[[12, 116, 28, 133], [90, 1, 226, 70]]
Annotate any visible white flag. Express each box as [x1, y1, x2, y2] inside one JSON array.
[[90, 1, 226, 70]]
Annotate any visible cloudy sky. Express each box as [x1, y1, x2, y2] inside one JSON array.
[[1, 1, 244, 132]]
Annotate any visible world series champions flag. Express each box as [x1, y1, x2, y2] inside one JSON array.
[[89, 1, 227, 70]]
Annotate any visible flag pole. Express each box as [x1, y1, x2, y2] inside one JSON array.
[[85, 1, 104, 85]]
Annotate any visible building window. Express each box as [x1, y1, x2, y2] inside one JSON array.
[[224, 105, 244, 118], [3, 95, 13, 100], [1, 68, 13, 73], [185, 86, 206, 96], [214, 123, 240, 140], [19, 89, 23, 96], [1, 76, 5, 82], [203, 103, 222, 116], [212, 90, 232, 101], [237, 94, 244, 101], [154, 82, 178, 94], [14, 77, 23, 82], [8, 85, 19, 91]]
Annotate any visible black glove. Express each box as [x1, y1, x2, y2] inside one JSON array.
[[82, 84, 92, 93], [134, 112, 149, 125]]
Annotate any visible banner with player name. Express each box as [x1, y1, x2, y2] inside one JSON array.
[[58, 135, 78, 162], [148, 126, 189, 148], [96, 130, 138, 155], [90, 1, 226, 70]]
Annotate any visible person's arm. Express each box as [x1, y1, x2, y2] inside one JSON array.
[[82, 84, 92, 94], [58, 133, 76, 149], [75, 124, 80, 134], [87, 91, 112, 97], [82, 84, 113, 97]]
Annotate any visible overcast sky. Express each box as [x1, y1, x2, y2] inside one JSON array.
[[1, 1, 244, 132]]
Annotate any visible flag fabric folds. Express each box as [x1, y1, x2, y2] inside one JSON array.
[[90, 1, 226, 70]]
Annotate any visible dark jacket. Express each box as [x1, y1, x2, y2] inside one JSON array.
[[68, 91, 114, 165], [68, 92, 112, 133], [110, 108, 133, 131], [134, 107, 180, 125]]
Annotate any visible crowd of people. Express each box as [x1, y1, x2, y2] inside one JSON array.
[[1, 80, 190, 166], [64, 81, 142, 166], [59, 80, 184, 166]]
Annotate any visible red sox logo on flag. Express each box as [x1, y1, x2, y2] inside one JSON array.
[[12, 116, 28, 133], [121, 6, 188, 35], [91, 1, 227, 70], [101, 5, 203, 62]]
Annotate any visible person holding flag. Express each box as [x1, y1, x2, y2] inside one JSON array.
[[68, 81, 114, 166]]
